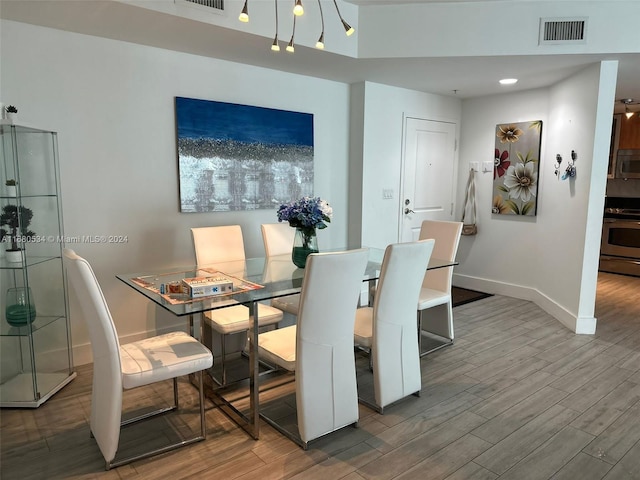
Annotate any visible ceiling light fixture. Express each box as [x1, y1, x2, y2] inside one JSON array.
[[239, 0, 355, 53], [286, 15, 296, 53], [271, 0, 280, 51], [239, 0, 249, 22], [316, 0, 325, 49], [622, 98, 635, 119], [333, 0, 354, 36], [499, 78, 518, 85]]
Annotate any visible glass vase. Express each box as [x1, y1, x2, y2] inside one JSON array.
[[5, 287, 37, 327], [292, 227, 319, 268]]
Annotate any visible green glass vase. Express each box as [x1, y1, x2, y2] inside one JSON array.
[[5, 287, 37, 327], [291, 227, 318, 268]]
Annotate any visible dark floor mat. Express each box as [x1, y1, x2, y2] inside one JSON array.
[[452, 287, 493, 307]]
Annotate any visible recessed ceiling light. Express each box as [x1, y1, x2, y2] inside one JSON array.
[[499, 78, 518, 85]]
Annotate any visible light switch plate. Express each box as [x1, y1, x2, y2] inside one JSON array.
[[470, 161, 480, 172], [382, 189, 394, 199], [482, 160, 493, 173]]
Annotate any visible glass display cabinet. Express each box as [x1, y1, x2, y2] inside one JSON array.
[[0, 122, 75, 407]]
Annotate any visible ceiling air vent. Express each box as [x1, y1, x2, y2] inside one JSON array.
[[176, 0, 224, 13], [539, 17, 587, 45]]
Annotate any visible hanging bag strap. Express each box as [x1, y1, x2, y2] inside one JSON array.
[[461, 169, 477, 235]]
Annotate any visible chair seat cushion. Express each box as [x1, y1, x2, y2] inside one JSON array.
[[258, 325, 297, 371], [272, 293, 300, 315], [120, 331, 213, 390], [418, 288, 450, 310], [353, 307, 373, 348], [204, 303, 284, 335]]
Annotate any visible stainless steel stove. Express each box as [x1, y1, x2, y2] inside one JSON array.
[[600, 197, 640, 277]]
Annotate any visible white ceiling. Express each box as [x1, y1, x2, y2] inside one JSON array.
[[1, 0, 639, 112]]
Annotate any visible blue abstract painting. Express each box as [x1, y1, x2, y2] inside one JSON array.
[[175, 97, 314, 212]]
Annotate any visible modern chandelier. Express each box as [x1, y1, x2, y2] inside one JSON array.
[[238, 0, 355, 53], [621, 98, 637, 119]]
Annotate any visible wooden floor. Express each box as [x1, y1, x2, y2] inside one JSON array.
[[2, 272, 640, 480]]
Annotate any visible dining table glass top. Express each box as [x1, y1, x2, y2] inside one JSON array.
[[116, 248, 457, 317]]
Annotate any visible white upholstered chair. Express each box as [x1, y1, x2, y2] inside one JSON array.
[[257, 248, 369, 448], [261, 223, 300, 315], [353, 240, 435, 413], [417, 220, 463, 355], [63, 249, 213, 470], [191, 225, 284, 386]]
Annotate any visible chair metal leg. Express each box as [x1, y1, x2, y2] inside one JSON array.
[[419, 338, 453, 356], [198, 370, 206, 440], [120, 404, 177, 427], [259, 409, 310, 450], [173, 377, 179, 409], [105, 372, 208, 470], [418, 309, 454, 357], [417, 310, 422, 354], [356, 394, 384, 414], [120, 378, 179, 427], [221, 332, 227, 386]]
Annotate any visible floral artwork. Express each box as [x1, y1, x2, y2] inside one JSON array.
[[492, 120, 542, 216], [175, 97, 314, 212]]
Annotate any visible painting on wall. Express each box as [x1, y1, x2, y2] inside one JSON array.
[[175, 97, 314, 212], [492, 120, 543, 216]]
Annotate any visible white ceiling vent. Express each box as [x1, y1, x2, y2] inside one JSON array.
[[539, 17, 587, 45], [176, 0, 224, 13]]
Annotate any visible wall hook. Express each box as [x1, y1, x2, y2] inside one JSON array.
[[562, 150, 577, 180], [554, 154, 562, 178]]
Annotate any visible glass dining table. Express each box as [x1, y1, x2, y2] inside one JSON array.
[[116, 248, 457, 440]]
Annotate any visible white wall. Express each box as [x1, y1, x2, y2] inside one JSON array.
[[573, 61, 617, 329], [358, 1, 640, 58], [455, 62, 617, 333], [348, 82, 365, 248], [1, 20, 352, 364], [351, 81, 462, 249], [455, 88, 549, 286]]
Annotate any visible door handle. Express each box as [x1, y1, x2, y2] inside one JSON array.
[[404, 208, 415, 214]]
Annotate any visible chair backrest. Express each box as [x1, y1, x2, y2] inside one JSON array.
[[418, 220, 462, 292], [372, 240, 435, 408], [191, 225, 246, 266], [295, 248, 369, 443], [261, 223, 295, 257], [62, 248, 122, 464]]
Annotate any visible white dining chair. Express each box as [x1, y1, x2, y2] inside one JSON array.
[[261, 223, 301, 315], [63, 249, 213, 470], [417, 220, 463, 355], [353, 240, 435, 412], [257, 248, 369, 449], [191, 225, 284, 386]]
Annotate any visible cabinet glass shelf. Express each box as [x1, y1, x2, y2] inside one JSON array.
[[0, 194, 57, 199], [1, 315, 66, 336], [0, 256, 61, 270]]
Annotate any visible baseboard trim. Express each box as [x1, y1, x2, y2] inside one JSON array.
[[453, 273, 595, 334]]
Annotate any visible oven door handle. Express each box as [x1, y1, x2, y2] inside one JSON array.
[[603, 218, 640, 226]]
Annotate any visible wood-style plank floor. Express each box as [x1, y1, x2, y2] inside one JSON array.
[[2, 272, 640, 480]]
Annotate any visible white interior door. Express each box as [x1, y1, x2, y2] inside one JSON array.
[[400, 117, 457, 242]]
